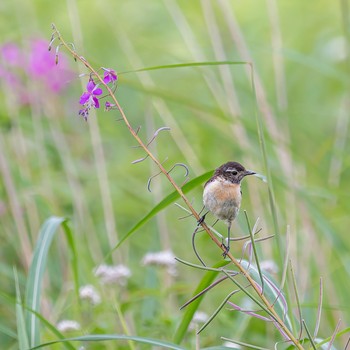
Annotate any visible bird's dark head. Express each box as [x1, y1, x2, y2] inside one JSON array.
[[213, 161, 255, 184]]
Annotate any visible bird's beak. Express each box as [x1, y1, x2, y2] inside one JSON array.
[[244, 170, 256, 177]]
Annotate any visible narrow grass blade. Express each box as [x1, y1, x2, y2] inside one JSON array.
[[313, 278, 323, 339], [14, 267, 29, 350], [244, 211, 264, 289], [120, 60, 249, 75], [61, 221, 79, 300], [290, 261, 303, 339], [173, 260, 229, 344], [25, 216, 67, 348], [29, 334, 186, 350], [326, 319, 341, 350], [110, 171, 212, 253], [280, 225, 290, 290], [180, 276, 229, 310], [302, 319, 317, 350], [198, 290, 239, 334], [0, 324, 17, 339], [280, 227, 298, 336], [249, 65, 283, 275]]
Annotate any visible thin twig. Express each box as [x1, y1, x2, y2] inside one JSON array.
[[302, 320, 317, 350], [180, 275, 231, 309], [290, 261, 303, 340], [327, 319, 341, 350], [192, 225, 206, 266]]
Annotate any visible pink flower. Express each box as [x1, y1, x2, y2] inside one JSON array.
[[1, 43, 22, 66], [27, 39, 73, 93], [104, 101, 116, 111], [103, 68, 117, 84], [28, 40, 55, 76], [79, 80, 103, 108], [78, 79, 103, 120]]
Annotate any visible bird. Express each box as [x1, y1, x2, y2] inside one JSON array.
[[202, 161, 255, 257]]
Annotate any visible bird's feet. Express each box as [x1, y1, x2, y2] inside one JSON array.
[[197, 213, 206, 226], [221, 243, 230, 258]]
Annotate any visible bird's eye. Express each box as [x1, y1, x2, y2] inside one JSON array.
[[226, 168, 238, 175]]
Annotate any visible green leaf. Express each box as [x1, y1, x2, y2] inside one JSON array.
[[173, 260, 229, 344], [120, 60, 250, 75], [0, 323, 17, 339], [62, 221, 79, 300], [14, 267, 29, 350], [25, 216, 68, 348], [29, 334, 186, 350], [109, 171, 212, 253]]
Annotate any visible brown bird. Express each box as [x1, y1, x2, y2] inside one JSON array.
[[203, 161, 255, 257]]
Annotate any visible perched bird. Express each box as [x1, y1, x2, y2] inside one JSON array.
[[202, 161, 255, 257]]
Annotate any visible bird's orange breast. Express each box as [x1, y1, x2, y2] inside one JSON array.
[[203, 178, 242, 222]]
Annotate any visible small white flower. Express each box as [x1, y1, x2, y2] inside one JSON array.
[[323, 36, 348, 62], [79, 284, 101, 305], [142, 250, 177, 276], [94, 264, 131, 285], [222, 341, 241, 349], [56, 320, 81, 332], [192, 311, 209, 323], [260, 260, 279, 275], [189, 311, 209, 331]]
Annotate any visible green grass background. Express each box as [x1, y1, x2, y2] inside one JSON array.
[[0, 0, 349, 349]]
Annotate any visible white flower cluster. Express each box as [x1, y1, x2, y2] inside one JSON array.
[[189, 311, 209, 331], [142, 250, 177, 276], [323, 36, 348, 62], [260, 260, 279, 275], [222, 341, 241, 349], [94, 264, 131, 285], [56, 320, 81, 332], [79, 284, 101, 305]]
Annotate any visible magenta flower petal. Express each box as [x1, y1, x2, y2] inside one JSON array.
[[93, 87, 103, 96], [79, 92, 90, 105], [93, 97, 100, 108], [105, 101, 117, 111], [79, 108, 89, 121], [103, 69, 117, 84], [86, 80, 96, 92], [79, 78, 103, 115]]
